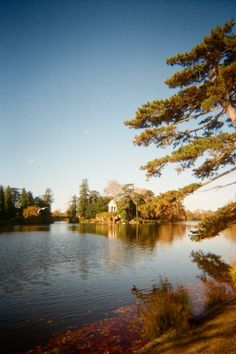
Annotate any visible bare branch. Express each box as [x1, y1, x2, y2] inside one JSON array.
[[187, 110, 224, 134], [200, 181, 236, 192], [174, 107, 222, 127], [200, 166, 236, 188]]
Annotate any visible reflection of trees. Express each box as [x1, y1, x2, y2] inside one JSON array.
[[156, 223, 186, 244], [117, 224, 156, 247], [69, 223, 109, 237], [69, 223, 187, 250], [68, 224, 77, 232], [16, 224, 50, 232], [191, 251, 234, 311], [67, 223, 188, 272], [119, 223, 186, 246], [112, 223, 187, 250], [191, 251, 231, 283]]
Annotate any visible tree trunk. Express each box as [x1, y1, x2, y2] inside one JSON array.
[[226, 104, 236, 127]]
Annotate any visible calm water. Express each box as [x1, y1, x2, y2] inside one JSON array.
[[0, 222, 236, 353]]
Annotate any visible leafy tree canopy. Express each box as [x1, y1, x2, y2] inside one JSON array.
[[138, 183, 199, 222], [125, 20, 236, 238]]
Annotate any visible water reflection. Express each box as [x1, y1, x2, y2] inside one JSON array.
[[191, 251, 231, 283], [69, 223, 109, 236], [70, 222, 187, 248], [190, 249, 235, 314], [0, 222, 236, 353], [0, 224, 50, 234], [108, 224, 117, 239]]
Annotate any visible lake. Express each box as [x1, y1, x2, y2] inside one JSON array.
[[0, 222, 236, 353]]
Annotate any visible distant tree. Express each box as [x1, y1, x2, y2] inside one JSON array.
[[141, 191, 185, 222], [116, 184, 137, 220], [78, 179, 89, 218], [125, 20, 236, 237], [94, 197, 108, 214], [117, 196, 136, 222], [86, 197, 108, 219], [4, 186, 15, 220], [67, 195, 78, 222], [20, 188, 28, 209], [43, 188, 54, 210], [53, 210, 67, 221], [141, 184, 199, 222], [26, 191, 34, 206], [12, 188, 21, 210], [103, 180, 123, 199], [0, 185, 5, 220], [88, 190, 100, 204], [34, 196, 46, 208], [120, 183, 135, 197], [134, 188, 154, 203]]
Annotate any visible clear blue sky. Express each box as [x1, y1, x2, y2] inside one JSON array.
[[1, 0, 235, 211]]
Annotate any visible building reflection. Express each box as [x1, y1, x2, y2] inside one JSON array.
[[108, 224, 117, 239]]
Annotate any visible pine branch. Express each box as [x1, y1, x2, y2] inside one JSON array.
[[179, 167, 236, 199], [191, 202, 236, 240], [142, 133, 236, 178]]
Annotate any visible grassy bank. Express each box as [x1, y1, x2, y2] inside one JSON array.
[[140, 297, 236, 354]]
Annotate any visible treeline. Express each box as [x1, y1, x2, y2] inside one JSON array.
[[0, 185, 54, 224], [67, 179, 152, 223], [186, 209, 215, 221], [67, 179, 109, 222], [67, 179, 199, 223]]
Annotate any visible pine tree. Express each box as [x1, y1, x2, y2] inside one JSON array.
[[78, 179, 89, 218], [67, 195, 78, 222], [20, 188, 28, 209], [4, 186, 15, 220], [125, 20, 236, 238], [26, 191, 34, 206], [0, 185, 5, 220]]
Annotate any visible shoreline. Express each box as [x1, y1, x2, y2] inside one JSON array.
[[22, 296, 236, 354], [137, 297, 236, 353]]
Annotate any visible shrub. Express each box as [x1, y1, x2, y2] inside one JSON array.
[[204, 280, 229, 310], [230, 263, 236, 288], [132, 279, 192, 339], [96, 212, 117, 222], [22, 205, 52, 224]]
